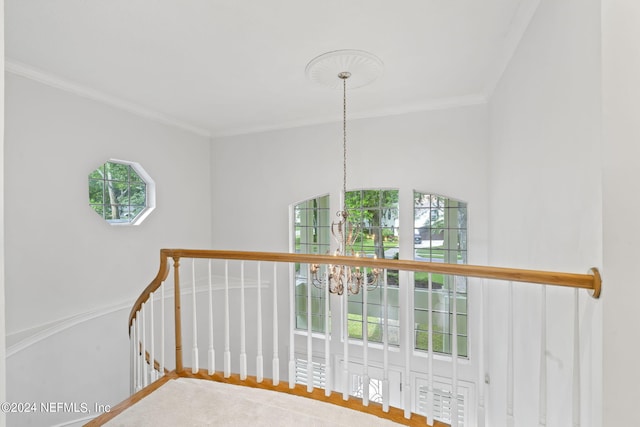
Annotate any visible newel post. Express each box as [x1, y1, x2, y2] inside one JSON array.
[[173, 256, 183, 372]]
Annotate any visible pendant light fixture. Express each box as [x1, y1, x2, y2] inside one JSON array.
[[305, 50, 384, 295]]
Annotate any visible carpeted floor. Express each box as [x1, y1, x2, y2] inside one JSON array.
[[103, 378, 404, 426]]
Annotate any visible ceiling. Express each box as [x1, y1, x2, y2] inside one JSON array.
[[5, 0, 539, 138]]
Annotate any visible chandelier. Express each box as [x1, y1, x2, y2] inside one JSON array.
[[305, 50, 384, 295]]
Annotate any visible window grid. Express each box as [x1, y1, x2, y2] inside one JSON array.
[[294, 195, 331, 332], [347, 283, 400, 346], [414, 192, 468, 357], [345, 189, 400, 344], [292, 191, 469, 356], [88, 161, 148, 224]]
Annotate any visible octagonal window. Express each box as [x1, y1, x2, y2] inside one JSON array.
[[88, 159, 155, 225]]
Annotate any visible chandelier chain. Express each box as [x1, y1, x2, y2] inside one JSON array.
[[342, 76, 347, 214]]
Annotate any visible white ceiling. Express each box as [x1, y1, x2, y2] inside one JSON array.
[[5, 0, 539, 138]]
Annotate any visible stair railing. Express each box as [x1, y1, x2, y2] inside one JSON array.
[[128, 249, 601, 427]]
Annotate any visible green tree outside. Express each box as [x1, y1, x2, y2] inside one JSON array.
[[89, 161, 146, 223]]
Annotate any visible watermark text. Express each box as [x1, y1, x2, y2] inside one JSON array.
[[1, 401, 111, 414]]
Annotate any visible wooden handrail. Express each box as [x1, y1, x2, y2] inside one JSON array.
[[128, 252, 170, 331], [129, 248, 602, 330]]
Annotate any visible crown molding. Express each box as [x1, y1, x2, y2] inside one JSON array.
[[212, 93, 489, 139], [5, 55, 498, 141], [5, 59, 212, 138]]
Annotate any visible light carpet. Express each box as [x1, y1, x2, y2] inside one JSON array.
[[103, 378, 403, 426]]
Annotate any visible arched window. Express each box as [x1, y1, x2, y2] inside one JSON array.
[[291, 190, 468, 357]]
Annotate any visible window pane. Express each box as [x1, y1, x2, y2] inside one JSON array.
[[348, 301, 363, 316], [130, 184, 146, 206], [457, 314, 468, 335], [128, 206, 145, 220], [367, 304, 382, 319], [348, 318, 363, 339], [415, 309, 429, 329], [106, 162, 128, 180], [414, 191, 468, 357], [88, 179, 104, 205], [346, 189, 399, 343], [88, 166, 104, 180], [130, 168, 144, 183], [293, 195, 330, 333], [388, 326, 400, 346]]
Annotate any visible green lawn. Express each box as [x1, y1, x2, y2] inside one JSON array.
[[347, 312, 467, 356], [347, 313, 383, 342]]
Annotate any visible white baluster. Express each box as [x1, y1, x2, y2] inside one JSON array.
[[427, 273, 434, 425], [131, 319, 137, 393], [224, 260, 231, 378], [343, 278, 349, 401], [362, 268, 370, 407], [240, 261, 247, 380], [273, 263, 280, 386], [507, 281, 514, 427], [306, 264, 314, 393], [208, 260, 215, 375], [324, 267, 332, 397], [572, 289, 581, 427], [192, 259, 199, 374], [382, 270, 390, 413], [141, 302, 147, 387], [289, 262, 295, 389], [451, 276, 459, 427], [150, 291, 155, 382], [160, 282, 165, 377], [256, 262, 264, 383], [135, 314, 142, 391], [478, 278, 486, 427], [403, 273, 411, 419], [539, 286, 547, 427]]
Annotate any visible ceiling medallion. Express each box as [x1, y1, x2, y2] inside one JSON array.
[[305, 49, 384, 90]]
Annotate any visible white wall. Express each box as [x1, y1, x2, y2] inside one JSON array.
[[488, 0, 602, 426], [7, 308, 130, 427], [1, 2, 6, 427], [211, 105, 489, 260], [4, 73, 212, 426], [601, 1, 640, 424]]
